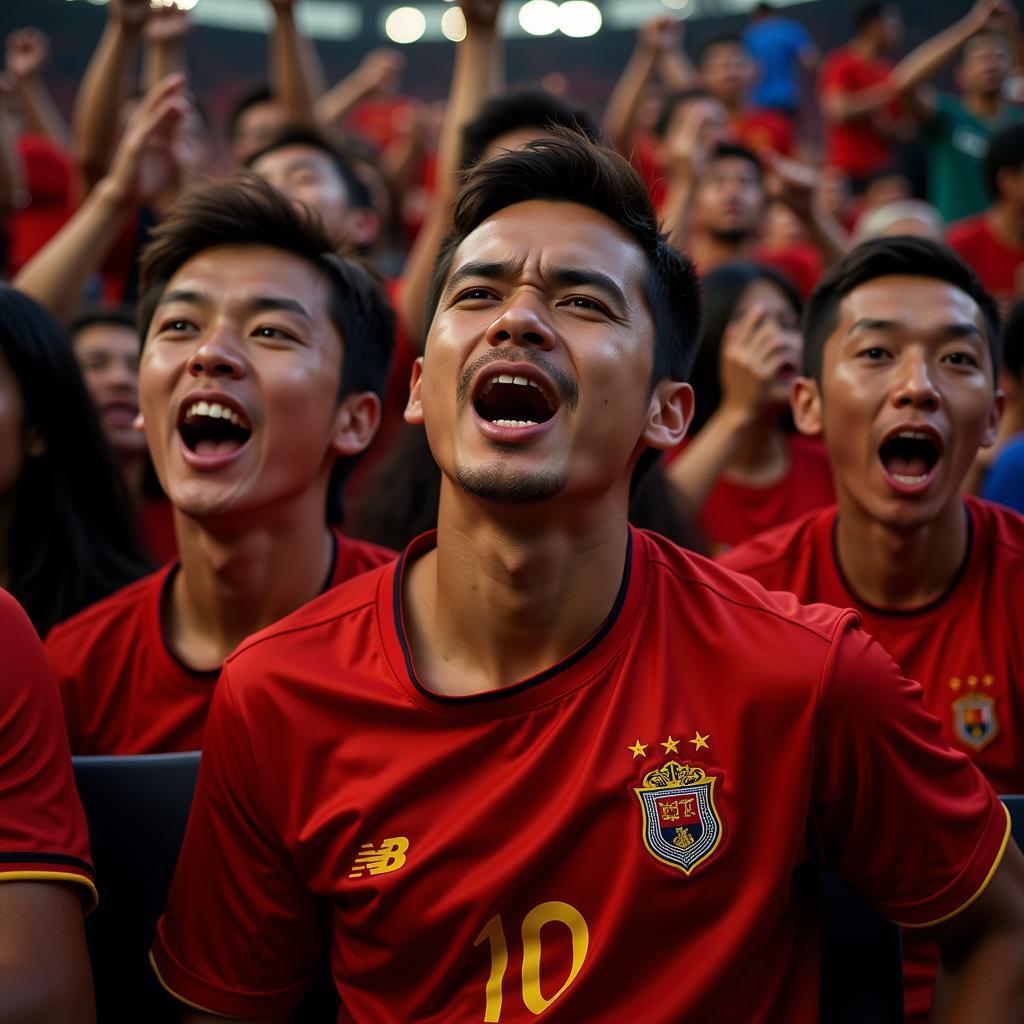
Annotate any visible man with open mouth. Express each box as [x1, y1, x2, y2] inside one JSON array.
[[721, 234, 1024, 1021], [152, 135, 1024, 1023], [45, 175, 396, 755]]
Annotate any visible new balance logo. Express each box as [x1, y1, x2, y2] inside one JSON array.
[[348, 837, 410, 879]]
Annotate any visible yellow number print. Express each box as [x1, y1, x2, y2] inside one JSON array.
[[475, 901, 590, 1021]]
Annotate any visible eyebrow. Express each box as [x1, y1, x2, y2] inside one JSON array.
[[443, 259, 630, 310], [156, 290, 312, 323], [846, 318, 986, 342]]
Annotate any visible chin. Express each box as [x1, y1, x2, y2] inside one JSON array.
[[454, 464, 568, 505]]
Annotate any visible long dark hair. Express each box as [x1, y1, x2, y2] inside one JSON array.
[[689, 261, 802, 435], [0, 286, 150, 635]]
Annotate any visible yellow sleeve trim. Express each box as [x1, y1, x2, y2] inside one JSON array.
[[149, 951, 237, 1019], [0, 870, 98, 913], [897, 803, 1012, 930]]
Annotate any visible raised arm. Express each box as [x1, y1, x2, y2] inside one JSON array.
[[142, 4, 191, 92], [660, 101, 717, 251], [72, 0, 149, 193], [6, 29, 70, 149], [0, 78, 25, 221], [16, 74, 190, 324], [397, 0, 504, 348], [603, 17, 691, 156], [269, 0, 326, 127], [315, 49, 405, 129]]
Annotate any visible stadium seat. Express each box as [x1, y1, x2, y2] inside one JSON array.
[[819, 867, 904, 1023], [74, 751, 340, 1022]]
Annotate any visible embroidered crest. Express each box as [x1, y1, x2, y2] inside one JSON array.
[[635, 760, 723, 875], [953, 692, 999, 751]]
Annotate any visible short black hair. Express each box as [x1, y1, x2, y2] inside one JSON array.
[[1002, 298, 1024, 381], [803, 235, 1001, 382], [459, 89, 600, 170], [698, 33, 745, 66], [852, 1, 887, 33], [227, 86, 274, 144], [708, 141, 764, 179], [654, 88, 716, 141], [984, 123, 1024, 200], [69, 305, 138, 340], [427, 131, 700, 484], [245, 125, 373, 210], [138, 174, 395, 521], [427, 128, 701, 384]]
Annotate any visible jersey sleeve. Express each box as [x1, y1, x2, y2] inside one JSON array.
[[0, 591, 96, 909], [150, 665, 329, 1018], [810, 620, 1010, 928]]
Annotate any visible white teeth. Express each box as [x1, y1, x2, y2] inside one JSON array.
[[184, 401, 250, 430], [497, 374, 514, 384], [892, 474, 928, 484], [512, 375, 528, 386], [897, 431, 931, 441], [486, 374, 540, 390], [493, 419, 537, 427]]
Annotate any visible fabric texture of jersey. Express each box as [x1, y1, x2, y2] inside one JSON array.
[[818, 47, 897, 179], [982, 434, 1024, 513], [0, 589, 96, 909], [151, 528, 1006, 1023], [47, 528, 395, 754], [743, 16, 813, 112], [719, 496, 1024, 1023], [947, 214, 1024, 307], [923, 94, 1024, 224], [665, 433, 835, 552]]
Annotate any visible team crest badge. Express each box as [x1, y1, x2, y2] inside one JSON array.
[[635, 760, 723, 875], [953, 693, 999, 751]]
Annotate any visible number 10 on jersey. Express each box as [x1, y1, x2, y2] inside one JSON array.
[[474, 902, 590, 1021]]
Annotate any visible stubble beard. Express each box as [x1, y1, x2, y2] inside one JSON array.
[[454, 461, 568, 504]]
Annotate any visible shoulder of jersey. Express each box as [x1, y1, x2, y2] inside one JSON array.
[[969, 494, 1024, 563], [227, 559, 390, 663], [716, 506, 829, 575], [638, 526, 855, 644], [336, 532, 398, 574], [44, 568, 165, 650]]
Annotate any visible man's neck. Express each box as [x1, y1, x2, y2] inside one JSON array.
[[167, 501, 335, 672], [851, 34, 882, 61], [964, 90, 1003, 121], [404, 486, 631, 697], [723, 414, 789, 486], [834, 497, 969, 610], [986, 202, 1024, 247], [691, 230, 756, 275]]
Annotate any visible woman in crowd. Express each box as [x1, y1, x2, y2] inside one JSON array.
[[0, 285, 149, 635], [664, 260, 834, 551]]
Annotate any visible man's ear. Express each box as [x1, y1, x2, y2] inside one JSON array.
[[642, 380, 694, 451], [791, 376, 823, 436], [980, 388, 1006, 449], [404, 357, 424, 426], [330, 391, 382, 458]]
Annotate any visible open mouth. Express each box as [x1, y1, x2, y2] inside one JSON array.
[[878, 430, 942, 486], [473, 372, 558, 428], [178, 399, 252, 456]]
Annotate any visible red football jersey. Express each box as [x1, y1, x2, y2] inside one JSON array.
[[151, 528, 1007, 1022], [947, 215, 1024, 307], [665, 433, 835, 553], [47, 529, 395, 754], [818, 47, 897, 179], [0, 590, 96, 909]]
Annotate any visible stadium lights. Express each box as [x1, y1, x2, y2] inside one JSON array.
[[385, 6, 427, 43], [441, 6, 467, 41], [558, 1, 601, 37], [519, 0, 560, 36]]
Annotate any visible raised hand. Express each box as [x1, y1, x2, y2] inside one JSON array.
[[719, 303, 802, 423], [110, 0, 151, 31], [764, 152, 819, 221], [5, 28, 50, 81], [458, 0, 504, 31], [106, 72, 191, 206], [639, 16, 683, 54], [354, 49, 406, 96], [144, 4, 192, 45], [663, 101, 723, 182]]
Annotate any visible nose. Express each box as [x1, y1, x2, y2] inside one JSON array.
[[484, 291, 555, 351], [186, 324, 245, 380], [891, 349, 940, 411]]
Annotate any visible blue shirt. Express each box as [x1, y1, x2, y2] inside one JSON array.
[[982, 435, 1024, 514], [743, 17, 812, 112]]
